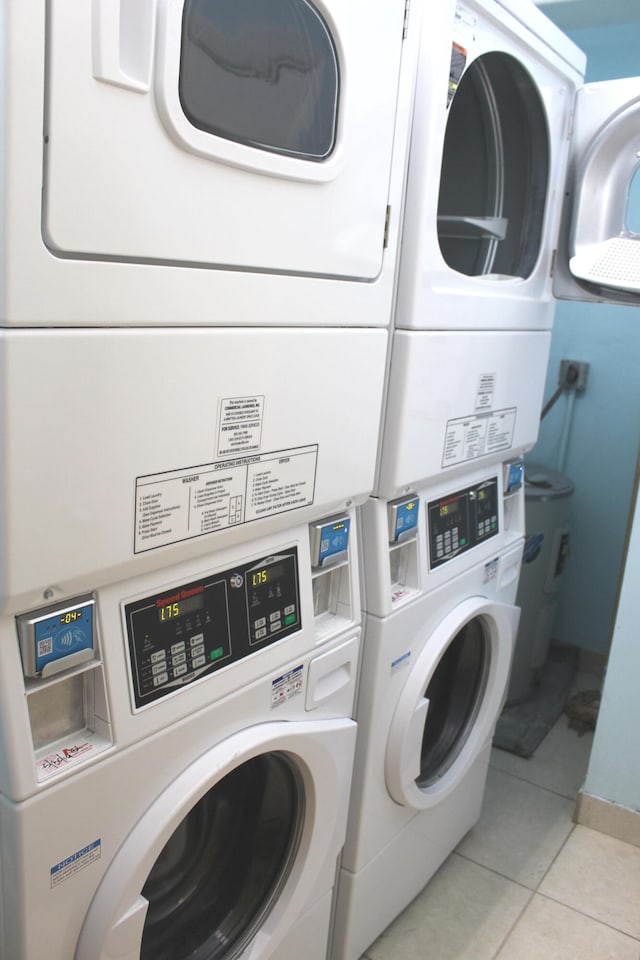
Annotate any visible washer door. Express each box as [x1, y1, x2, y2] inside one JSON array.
[[385, 597, 518, 809], [75, 718, 356, 960]]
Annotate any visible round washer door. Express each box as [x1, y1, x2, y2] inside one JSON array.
[[385, 597, 518, 810], [75, 718, 356, 960]]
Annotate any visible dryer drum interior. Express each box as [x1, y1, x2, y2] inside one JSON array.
[[437, 53, 550, 279], [140, 752, 305, 960], [417, 616, 490, 788]]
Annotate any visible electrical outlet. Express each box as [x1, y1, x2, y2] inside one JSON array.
[[559, 360, 589, 392]]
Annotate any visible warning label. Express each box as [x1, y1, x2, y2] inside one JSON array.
[[37, 740, 95, 782], [217, 396, 264, 457], [442, 408, 516, 468], [135, 445, 318, 553], [51, 840, 101, 888], [271, 665, 304, 708]]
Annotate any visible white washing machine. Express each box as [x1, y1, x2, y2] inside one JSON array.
[[331, 541, 523, 960], [0, 515, 364, 960]]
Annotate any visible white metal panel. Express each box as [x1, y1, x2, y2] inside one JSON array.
[[0, 328, 387, 611], [376, 330, 551, 496]]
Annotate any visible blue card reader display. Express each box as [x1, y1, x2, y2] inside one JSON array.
[[388, 497, 419, 544], [17, 596, 96, 678], [310, 515, 351, 568]]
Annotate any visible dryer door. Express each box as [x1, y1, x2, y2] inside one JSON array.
[[385, 596, 518, 809], [75, 719, 356, 960], [44, 0, 406, 280], [553, 76, 640, 305]]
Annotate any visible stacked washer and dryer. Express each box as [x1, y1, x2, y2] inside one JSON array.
[[0, 3, 423, 959], [331, 2, 589, 958]]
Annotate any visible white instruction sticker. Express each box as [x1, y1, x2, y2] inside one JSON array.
[[135, 445, 318, 553], [271, 665, 304, 708], [442, 408, 516, 468], [217, 396, 264, 457], [50, 840, 101, 888], [475, 373, 496, 411]]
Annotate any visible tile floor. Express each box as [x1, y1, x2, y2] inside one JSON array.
[[360, 674, 640, 960]]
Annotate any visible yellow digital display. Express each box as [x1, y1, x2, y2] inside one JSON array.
[[158, 594, 203, 624], [251, 569, 268, 587], [59, 609, 83, 625]]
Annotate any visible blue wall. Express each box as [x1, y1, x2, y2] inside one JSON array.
[[531, 16, 640, 655]]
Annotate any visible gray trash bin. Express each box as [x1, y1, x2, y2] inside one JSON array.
[[507, 462, 574, 705]]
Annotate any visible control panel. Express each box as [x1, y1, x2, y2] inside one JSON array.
[[16, 595, 96, 678], [125, 549, 301, 708], [428, 478, 499, 569], [387, 495, 419, 544]]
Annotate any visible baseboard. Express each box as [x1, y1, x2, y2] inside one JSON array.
[[575, 791, 640, 848]]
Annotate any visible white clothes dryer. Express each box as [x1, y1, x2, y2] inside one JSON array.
[[331, 542, 522, 960], [0, 518, 363, 960], [374, 0, 640, 502], [1, 0, 420, 329]]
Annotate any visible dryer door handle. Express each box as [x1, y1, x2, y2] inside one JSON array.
[[402, 696, 429, 786], [92, 0, 156, 92]]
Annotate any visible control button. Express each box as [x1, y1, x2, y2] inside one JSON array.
[[153, 672, 169, 687], [284, 613, 297, 626], [152, 661, 167, 676], [192, 655, 206, 669], [254, 617, 266, 629], [255, 627, 267, 639], [269, 611, 281, 623], [171, 641, 186, 655], [173, 663, 188, 677], [270, 621, 282, 633], [172, 652, 187, 667], [284, 604, 295, 616], [191, 644, 205, 659], [190, 633, 204, 646], [151, 651, 166, 664]]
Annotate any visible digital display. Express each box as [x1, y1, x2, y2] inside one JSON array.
[[250, 563, 285, 588], [158, 593, 204, 624], [59, 608, 84, 625], [439, 499, 460, 518]]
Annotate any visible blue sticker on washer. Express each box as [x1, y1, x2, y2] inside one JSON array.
[[50, 840, 101, 888], [271, 664, 304, 708]]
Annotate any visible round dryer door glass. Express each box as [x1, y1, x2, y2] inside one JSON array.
[[417, 616, 489, 787], [140, 752, 304, 960], [437, 53, 549, 279], [180, 0, 339, 160]]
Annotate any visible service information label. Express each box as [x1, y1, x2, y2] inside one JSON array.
[[217, 395, 264, 457], [442, 408, 516, 468], [135, 445, 318, 553]]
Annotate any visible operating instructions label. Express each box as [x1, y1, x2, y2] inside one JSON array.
[[135, 445, 318, 553], [442, 408, 516, 468]]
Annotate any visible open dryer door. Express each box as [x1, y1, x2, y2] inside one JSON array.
[[554, 76, 640, 304]]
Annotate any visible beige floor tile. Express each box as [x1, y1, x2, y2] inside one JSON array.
[[364, 853, 531, 960], [490, 715, 594, 800], [495, 894, 640, 960], [455, 767, 575, 888], [539, 824, 640, 939]]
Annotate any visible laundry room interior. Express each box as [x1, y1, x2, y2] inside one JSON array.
[[0, 1, 639, 959]]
